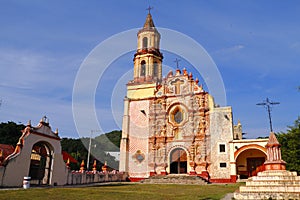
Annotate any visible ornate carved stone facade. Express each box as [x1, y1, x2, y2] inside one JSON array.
[[147, 68, 210, 176]]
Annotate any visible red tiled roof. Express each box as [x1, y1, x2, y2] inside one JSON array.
[[62, 151, 78, 163], [0, 144, 15, 159]]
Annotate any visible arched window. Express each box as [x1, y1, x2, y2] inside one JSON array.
[[153, 61, 158, 77], [140, 60, 146, 76], [142, 37, 148, 49]]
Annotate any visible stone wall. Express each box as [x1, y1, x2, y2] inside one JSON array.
[[66, 171, 128, 185], [0, 168, 128, 187], [209, 106, 233, 182]]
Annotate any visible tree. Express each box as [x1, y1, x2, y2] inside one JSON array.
[[276, 117, 300, 174], [60, 131, 122, 170], [94, 130, 121, 151], [0, 122, 25, 146]]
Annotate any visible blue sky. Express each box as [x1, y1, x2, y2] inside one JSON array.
[[0, 1, 299, 139]]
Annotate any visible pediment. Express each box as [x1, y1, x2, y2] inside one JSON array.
[[155, 69, 204, 97], [24, 117, 60, 140]]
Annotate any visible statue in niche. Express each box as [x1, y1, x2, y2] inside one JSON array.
[[160, 125, 166, 136], [199, 117, 206, 134], [200, 95, 205, 107], [195, 144, 203, 164], [172, 127, 179, 139], [189, 142, 195, 161]]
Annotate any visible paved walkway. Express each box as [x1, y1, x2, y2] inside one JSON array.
[[221, 193, 234, 200]]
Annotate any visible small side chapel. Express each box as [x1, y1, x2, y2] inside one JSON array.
[[119, 12, 241, 182]]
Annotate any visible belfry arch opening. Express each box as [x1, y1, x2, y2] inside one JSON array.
[[169, 148, 187, 174], [140, 60, 146, 76], [142, 37, 148, 49], [153, 61, 158, 77], [29, 142, 53, 185]]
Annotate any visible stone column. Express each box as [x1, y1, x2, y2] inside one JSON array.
[[119, 98, 130, 172]]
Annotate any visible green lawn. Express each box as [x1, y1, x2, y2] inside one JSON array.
[[0, 183, 242, 200]]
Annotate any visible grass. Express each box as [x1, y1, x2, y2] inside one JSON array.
[[0, 183, 242, 200]]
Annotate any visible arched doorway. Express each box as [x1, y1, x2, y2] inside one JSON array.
[[170, 148, 187, 174], [29, 142, 53, 185], [235, 148, 267, 179]]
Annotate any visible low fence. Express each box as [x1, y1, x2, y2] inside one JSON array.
[[66, 171, 128, 185]]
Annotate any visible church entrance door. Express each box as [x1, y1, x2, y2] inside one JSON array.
[[170, 148, 187, 174], [29, 142, 52, 185]]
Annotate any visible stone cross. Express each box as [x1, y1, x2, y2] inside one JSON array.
[[171, 79, 184, 94], [146, 6, 153, 14], [174, 58, 181, 69]]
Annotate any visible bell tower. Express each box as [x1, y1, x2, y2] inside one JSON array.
[[119, 11, 163, 175], [133, 10, 163, 83]]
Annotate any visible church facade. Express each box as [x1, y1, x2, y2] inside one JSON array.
[[119, 12, 267, 183]]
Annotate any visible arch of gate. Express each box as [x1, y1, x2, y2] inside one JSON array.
[[234, 144, 267, 178], [29, 141, 54, 185], [234, 144, 267, 160]]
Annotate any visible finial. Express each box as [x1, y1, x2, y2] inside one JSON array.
[[102, 161, 108, 172], [66, 158, 70, 169], [167, 70, 173, 77], [146, 6, 153, 14], [80, 160, 85, 173], [40, 115, 47, 123], [27, 120, 31, 127], [93, 160, 97, 173], [55, 128, 58, 135], [183, 68, 188, 76], [195, 77, 199, 84]]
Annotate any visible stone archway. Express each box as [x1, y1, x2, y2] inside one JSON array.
[[169, 148, 187, 174], [29, 142, 53, 185], [235, 146, 267, 179]]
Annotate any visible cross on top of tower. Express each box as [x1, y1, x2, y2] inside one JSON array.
[[146, 6, 153, 14], [174, 58, 181, 69]]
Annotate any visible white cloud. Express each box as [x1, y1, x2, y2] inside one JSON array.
[[214, 44, 245, 55], [0, 48, 83, 137]]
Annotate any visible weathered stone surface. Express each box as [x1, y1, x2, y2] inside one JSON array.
[[234, 170, 300, 200]]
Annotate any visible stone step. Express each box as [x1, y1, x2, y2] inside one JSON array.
[[141, 175, 208, 185], [234, 192, 300, 200], [246, 180, 300, 186], [239, 185, 300, 193], [257, 170, 298, 177], [250, 175, 300, 181]]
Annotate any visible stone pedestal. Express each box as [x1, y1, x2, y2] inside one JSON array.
[[234, 170, 300, 199], [234, 132, 300, 199]]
